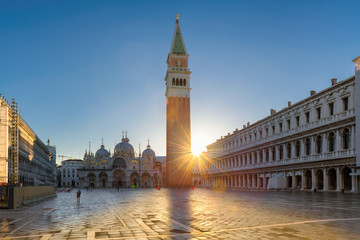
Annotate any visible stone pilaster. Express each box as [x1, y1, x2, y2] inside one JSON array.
[[354, 56, 360, 167]]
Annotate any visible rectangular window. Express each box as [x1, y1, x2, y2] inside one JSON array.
[[259, 131, 262, 139], [287, 119, 291, 130], [265, 128, 268, 137], [254, 133, 257, 140], [296, 116, 300, 127], [329, 102, 334, 116], [316, 108, 321, 120], [279, 122, 282, 132], [343, 97, 349, 111], [305, 112, 310, 123], [272, 125, 275, 134]]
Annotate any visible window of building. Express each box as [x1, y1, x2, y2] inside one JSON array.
[[343, 128, 350, 149], [172, 78, 175, 85], [272, 147, 276, 160], [296, 116, 300, 127], [279, 122, 283, 132], [295, 141, 300, 157], [265, 128, 268, 137], [305, 112, 310, 123], [249, 135, 252, 142], [329, 102, 334, 116], [259, 151, 263, 163], [328, 132, 335, 152], [287, 119, 291, 130], [279, 145, 283, 160], [184, 79, 186, 86], [259, 130, 262, 139], [272, 125, 275, 135], [316, 108, 321, 120], [287, 143, 291, 159], [305, 138, 311, 155], [316, 135, 322, 154], [254, 133, 257, 140], [343, 97, 349, 111]]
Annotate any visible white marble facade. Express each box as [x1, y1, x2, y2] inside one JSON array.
[[202, 57, 360, 192]]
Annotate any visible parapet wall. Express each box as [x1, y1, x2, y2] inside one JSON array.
[[14, 186, 56, 207]]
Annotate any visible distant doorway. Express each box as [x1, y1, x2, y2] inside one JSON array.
[[72, 180, 75, 187]]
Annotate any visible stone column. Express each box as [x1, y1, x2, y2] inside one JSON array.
[[311, 136, 315, 155], [336, 167, 341, 191], [311, 169, 316, 190], [301, 170, 306, 190], [351, 126, 355, 149], [262, 149, 266, 162], [322, 133, 327, 154], [339, 167, 344, 190], [300, 139, 305, 157], [276, 146, 279, 161], [252, 175, 255, 189], [292, 171, 296, 189], [354, 57, 360, 168], [336, 129, 341, 152], [351, 168, 357, 192]]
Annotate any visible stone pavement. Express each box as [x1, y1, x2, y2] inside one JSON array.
[[0, 188, 359, 239]]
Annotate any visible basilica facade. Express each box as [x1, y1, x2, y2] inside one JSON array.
[[201, 57, 360, 192], [78, 135, 165, 188]]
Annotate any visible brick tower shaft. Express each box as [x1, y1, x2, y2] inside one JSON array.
[[165, 16, 192, 187]]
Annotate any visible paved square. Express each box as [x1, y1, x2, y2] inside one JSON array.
[[0, 189, 359, 239]]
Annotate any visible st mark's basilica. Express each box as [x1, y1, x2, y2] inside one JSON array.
[[77, 133, 165, 188]]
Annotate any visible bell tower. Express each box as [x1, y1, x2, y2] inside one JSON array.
[[165, 15, 192, 187]]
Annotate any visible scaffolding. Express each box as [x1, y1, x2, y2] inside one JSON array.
[[9, 99, 19, 185]]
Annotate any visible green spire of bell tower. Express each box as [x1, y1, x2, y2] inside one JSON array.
[[170, 14, 187, 54]]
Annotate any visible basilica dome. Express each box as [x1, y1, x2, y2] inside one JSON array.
[[95, 144, 110, 160], [142, 143, 156, 161], [114, 137, 134, 158]]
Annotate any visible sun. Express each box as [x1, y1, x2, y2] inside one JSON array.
[[191, 135, 207, 156], [192, 147, 202, 156]]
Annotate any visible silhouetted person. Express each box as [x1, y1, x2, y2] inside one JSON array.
[[76, 189, 81, 204]]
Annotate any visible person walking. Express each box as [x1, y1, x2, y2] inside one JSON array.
[[76, 189, 81, 204]]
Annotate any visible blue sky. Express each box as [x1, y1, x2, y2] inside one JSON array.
[[1, 0, 359, 163]]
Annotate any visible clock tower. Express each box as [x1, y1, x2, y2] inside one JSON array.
[[165, 15, 192, 187]]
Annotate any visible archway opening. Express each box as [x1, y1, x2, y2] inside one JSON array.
[[343, 167, 352, 190], [328, 168, 337, 190], [287, 176, 292, 188], [305, 170, 312, 189], [316, 169, 324, 190]]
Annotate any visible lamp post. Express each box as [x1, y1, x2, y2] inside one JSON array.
[[138, 144, 141, 188]]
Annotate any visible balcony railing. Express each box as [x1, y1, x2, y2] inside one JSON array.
[[207, 148, 355, 174], [215, 109, 354, 155]]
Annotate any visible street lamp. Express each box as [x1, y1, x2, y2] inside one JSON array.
[[138, 144, 141, 188]]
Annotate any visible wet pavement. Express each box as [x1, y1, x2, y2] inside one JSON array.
[[0, 188, 359, 239]]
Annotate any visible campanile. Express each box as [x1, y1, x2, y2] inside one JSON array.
[[165, 15, 192, 187]]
